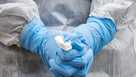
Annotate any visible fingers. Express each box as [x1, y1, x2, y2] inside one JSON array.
[[52, 71, 64, 77], [45, 32, 94, 77], [72, 50, 94, 77], [64, 49, 94, 68], [49, 49, 94, 77], [57, 48, 84, 61], [49, 59, 77, 77], [48, 49, 93, 77], [57, 39, 85, 61], [73, 70, 87, 77]]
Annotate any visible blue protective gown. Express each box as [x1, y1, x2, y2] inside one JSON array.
[[20, 16, 116, 77]]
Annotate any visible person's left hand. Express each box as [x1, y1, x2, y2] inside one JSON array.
[[47, 32, 94, 77]]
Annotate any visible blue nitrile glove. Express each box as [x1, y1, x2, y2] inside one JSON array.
[[52, 16, 116, 77], [72, 16, 116, 77], [20, 17, 80, 77], [49, 32, 94, 77], [73, 16, 117, 56], [20, 16, 116, 77]]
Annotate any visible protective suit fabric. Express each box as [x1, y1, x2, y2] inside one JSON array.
[[0, 0, 136, 77], [0, 0, 39, 46], [20, 16, 116, 77]]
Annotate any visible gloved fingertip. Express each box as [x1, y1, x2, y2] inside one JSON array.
[[49, 59, 76, 77], [57, 49, 83, 61], [66, 58, 85, 68], [73, 71, 87, 77], [70, 49, 93, 68], [71, 41, 84, 51], [51, 70, 64, 77], [83, 49, 94, 62]]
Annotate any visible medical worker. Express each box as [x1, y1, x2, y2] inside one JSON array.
[[0, 0, 124, 77], [20, 0, 117, 77]]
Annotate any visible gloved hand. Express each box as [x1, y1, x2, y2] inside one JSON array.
[[20, 17, 93, 77], [49, 32, 94, 77], [20, 16, 116, 77], [51, 16, 116, 77]]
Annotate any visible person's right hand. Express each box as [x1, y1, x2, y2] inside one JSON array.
[[47, 32, 94, 77]]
